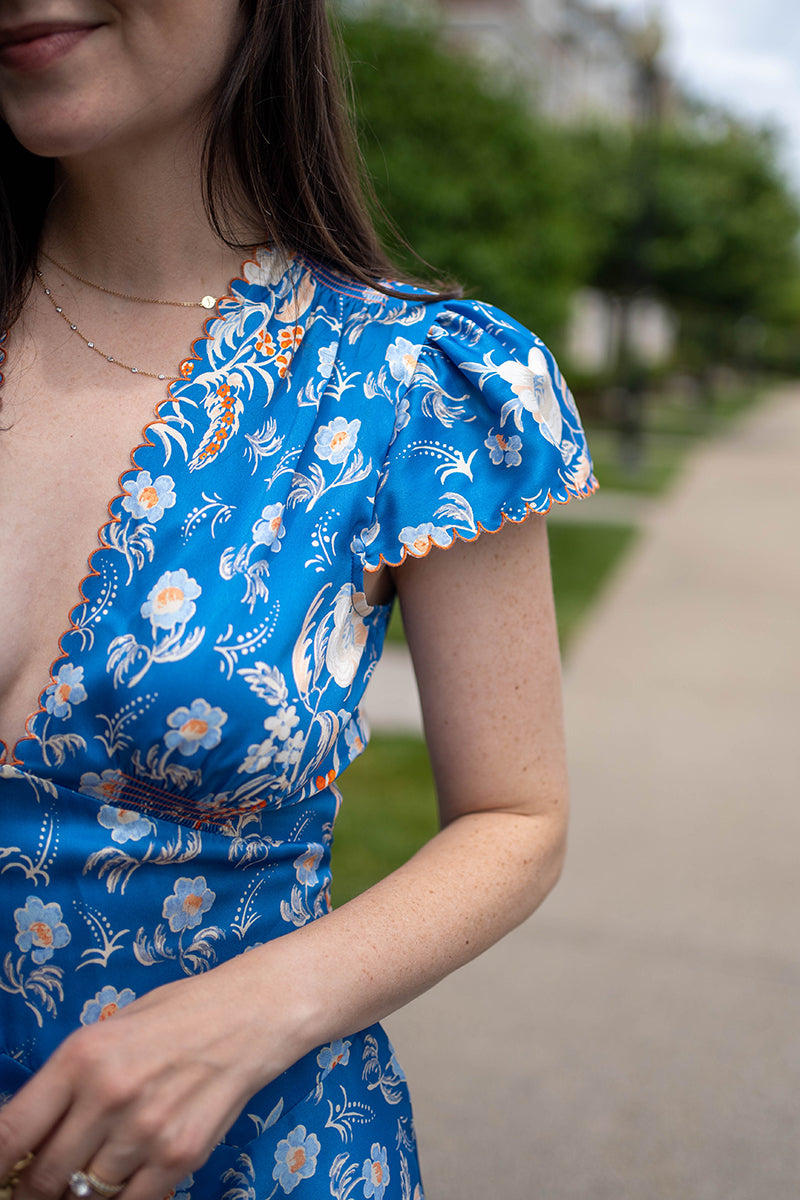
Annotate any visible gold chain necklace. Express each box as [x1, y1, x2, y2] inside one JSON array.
[[40, 251, 219, 309], [35, 267, 173, 380]]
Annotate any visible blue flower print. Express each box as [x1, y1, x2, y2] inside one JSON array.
[[96, 804, 155, 845], [273, 1126, 320, 1193], [398, 523, 454, 558], [140, 568, 201, 631], [14, 896, 71, 964], [79, 985, 136, 1026], [314, 416, 360, 465], [121, 470, 176, 522], [164, 1175, 194, 1200], [44, 663, 87, 719], [484, 429, 523, 468], [392, 392, 410, 437], [344, 721, 366, 761], [240, 737, 277, 775], [293, 844, 323, 887], [316, 1039, 351, 1079], [162, 877, 216, 933], [165, 699, 227, 756], [252, 502, 286, 552], [386, 337, 422, 387], [274, 732, 304, 769], [361, 1143, 390, 1200], [79, 769, 126, 803], [318, 342, 337, 378]]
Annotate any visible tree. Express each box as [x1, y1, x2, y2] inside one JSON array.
[[566, 119, 800, 366], [341, 14, 592, 350]]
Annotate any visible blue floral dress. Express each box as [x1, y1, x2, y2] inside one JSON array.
[[0, 248, 595, 1199]]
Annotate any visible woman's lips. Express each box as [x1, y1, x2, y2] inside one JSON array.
[[0, 26, 98, 72]]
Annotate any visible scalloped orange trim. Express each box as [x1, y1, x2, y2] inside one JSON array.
[[0, 250, 265, 767], [361, 475, 600, 575]]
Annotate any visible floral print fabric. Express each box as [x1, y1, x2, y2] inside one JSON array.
[[0, 247, 595, 1198]]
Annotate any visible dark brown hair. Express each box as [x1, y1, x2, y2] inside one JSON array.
[[0, 0, 452, 332]]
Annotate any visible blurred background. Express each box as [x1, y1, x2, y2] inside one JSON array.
[[327, 3, 800, 1197]]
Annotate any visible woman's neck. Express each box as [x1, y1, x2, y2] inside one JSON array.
[[41, 130, 261, 297]]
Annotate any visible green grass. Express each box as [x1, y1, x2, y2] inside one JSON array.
[[332, 520, 638, 903], [582, 426, 687, 495], [332, 735, 438, 906], [548, 521, 638, 650]]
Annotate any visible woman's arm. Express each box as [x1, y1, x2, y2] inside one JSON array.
[[0, 514, 568, 1200]]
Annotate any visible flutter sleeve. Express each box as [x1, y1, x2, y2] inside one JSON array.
[[353, 298, 597, 572]]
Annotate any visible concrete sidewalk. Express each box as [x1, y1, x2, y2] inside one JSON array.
[[364, 386, 800, 1199]]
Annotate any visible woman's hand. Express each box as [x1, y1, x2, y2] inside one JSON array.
[[0, 954, 301, 1200]]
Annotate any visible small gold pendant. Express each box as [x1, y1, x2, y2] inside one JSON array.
[[201, 295, 217, 309]]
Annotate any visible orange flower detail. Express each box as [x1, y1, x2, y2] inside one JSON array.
[[179, 360, 193, 379], [137, 486, 159, 510], [494, 433, 508, 451], [287, 1148, 306, 1175], [315, 770, 336, 791], [256, 329, 275, 355], [55, 682, 72, 706], [278, 325, 304, 351], [29, 922, 54, 948], [98, 1003, 119, 1021], [181, 718, 209, 741], [182, 893, 204, 916], [276, 353, 292, 378]]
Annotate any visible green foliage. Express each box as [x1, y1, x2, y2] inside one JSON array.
[[342, 15, 591, 348], [340, 10, 800, 372], [565, 121, 800, 361]]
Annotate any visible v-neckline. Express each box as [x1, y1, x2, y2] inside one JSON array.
[[0, 251, 263, 768]]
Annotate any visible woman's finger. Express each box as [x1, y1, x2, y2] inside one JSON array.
[[11, 1104, 109, 1200], [0, 1071, 72, 1185]]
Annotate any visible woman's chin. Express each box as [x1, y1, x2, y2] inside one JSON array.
[[3, 106, 118, 160]]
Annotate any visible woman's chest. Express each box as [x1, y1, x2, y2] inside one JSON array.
[[0, 363, 169, 750], [0, 313, 392, 824]]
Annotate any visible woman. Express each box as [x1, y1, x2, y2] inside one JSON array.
[[0, 3, 595, 1198]]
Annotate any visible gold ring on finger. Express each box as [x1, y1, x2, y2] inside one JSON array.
[[68, 1169, 126, 1198]]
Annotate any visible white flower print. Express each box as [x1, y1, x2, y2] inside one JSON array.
[[140, 569, 201, 631], [240, 737, 278, 775], [122, 471, 176, 523], [325, 584, 370, 688], [496, 346, 564, 449], [568, 450, 593, 490], [314, 416, 360, 466], [274, 731, 304, 768], [165, 699, 227, 756], [264, 704, 300, 740]]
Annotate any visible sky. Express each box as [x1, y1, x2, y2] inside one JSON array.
[[589, 0, 800, 192]]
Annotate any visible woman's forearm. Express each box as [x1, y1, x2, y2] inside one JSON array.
[[233, 805, 567, 1082]]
